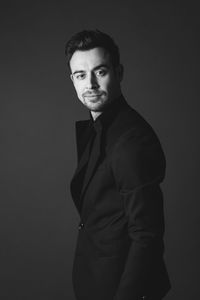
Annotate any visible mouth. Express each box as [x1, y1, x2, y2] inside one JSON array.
[[84, 94, 103, 102], [85, 94, 102, 97]]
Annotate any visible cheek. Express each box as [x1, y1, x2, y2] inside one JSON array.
[[100, 78, 111, 91], [74, 84, 83, 96], [104, 81, 115, 94]]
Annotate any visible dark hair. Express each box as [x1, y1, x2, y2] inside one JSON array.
[[65, 29, 120, 69]]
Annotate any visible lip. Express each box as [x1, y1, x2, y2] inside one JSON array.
[[85, 94, 102, 97]]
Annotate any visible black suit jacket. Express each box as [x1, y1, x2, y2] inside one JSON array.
[[70, 96, 171, 300]]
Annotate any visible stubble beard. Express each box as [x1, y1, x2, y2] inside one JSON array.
[[82, 94, 109, 112]]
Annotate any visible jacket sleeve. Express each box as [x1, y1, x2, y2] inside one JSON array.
[[111, 128, 166, 300]]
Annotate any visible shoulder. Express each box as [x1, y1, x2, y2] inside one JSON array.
[[109, 106, 166, 189], [106, 102, 162, 153]]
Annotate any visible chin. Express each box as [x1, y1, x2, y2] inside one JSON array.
[[86, 103, 104, 112], [84, 99, 107, 111]]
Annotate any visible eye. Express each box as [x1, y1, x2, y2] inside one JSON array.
[[74, 73, 86, 80], [96, 69, 107, 77]]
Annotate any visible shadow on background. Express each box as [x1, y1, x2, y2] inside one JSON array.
[[0, 1, 199, 299]]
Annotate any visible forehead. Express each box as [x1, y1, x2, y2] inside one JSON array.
[[69, 47, 111, 72]]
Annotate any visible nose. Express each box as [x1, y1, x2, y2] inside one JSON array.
[[86, 73, 99, 90]]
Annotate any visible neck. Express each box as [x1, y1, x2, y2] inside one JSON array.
[[90, 111, 102, 121]]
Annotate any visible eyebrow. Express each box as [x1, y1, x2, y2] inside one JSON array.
[[72, 64, 110, 76]]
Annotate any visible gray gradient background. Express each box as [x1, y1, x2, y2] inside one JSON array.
[[1, 1, 199, 299]]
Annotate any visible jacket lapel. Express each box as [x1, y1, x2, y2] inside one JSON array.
[[70, 120, 92, 212], [71, 96, 130, 215], [71, 120, 103, 203], [75, 120, 92, 163], [81, 123, 102, 198]]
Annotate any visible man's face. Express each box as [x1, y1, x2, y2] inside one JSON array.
[[69, 47, 122, 113]]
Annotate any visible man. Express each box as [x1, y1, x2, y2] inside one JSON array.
[[65, 30, 171, 300]]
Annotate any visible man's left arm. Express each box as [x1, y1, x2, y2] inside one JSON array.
[[111, 129, 166, 300]]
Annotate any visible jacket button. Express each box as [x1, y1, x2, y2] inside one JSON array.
[[78, 223, 84, 230]]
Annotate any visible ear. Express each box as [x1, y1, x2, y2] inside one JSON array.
[[115, 64, 124, 82], [70, 74, 74, 84]]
